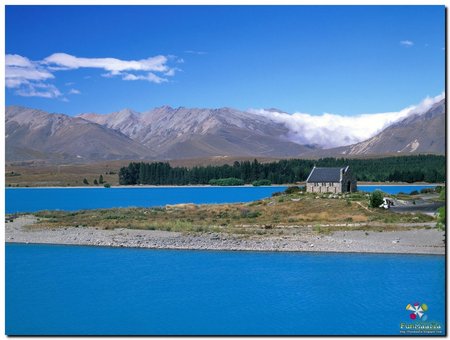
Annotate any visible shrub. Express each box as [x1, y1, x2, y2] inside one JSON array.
[[104, 183, 111, 188], [209, 178, 244, 186], [437, 206, 446, 230], [240, 209, 261, 218], [83, 178, 89, 185], [252, 179, 272, 186], [285, 186, 300, 194], [6, 171, 21, 177], [369, 190, 384, 208], [409, 190, 419, 195], [93, 179, 98, 185], [439, 187, 446, 201]]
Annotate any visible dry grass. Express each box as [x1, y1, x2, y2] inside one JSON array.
[[5, 162, 124, 187], [5, 157, 283, 187], [32, 191, 435, 236]]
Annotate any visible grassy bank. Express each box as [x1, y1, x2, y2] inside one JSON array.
[[32, 190, 436, 237]]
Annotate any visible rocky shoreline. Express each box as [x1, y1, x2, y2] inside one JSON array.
[[6, 215, 445, 255]]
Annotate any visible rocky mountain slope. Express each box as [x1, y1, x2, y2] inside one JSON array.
[[6, 106, 152, 162], [78, 106, 315, 159]]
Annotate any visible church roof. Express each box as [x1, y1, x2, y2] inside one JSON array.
[[306, 166, 348, 183]]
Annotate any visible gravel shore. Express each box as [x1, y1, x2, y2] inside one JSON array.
[[6, 215, 445, 255]]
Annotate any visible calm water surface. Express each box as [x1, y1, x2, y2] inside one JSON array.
[[359, 184, 437, 194], [6, 244, 445, 335], [6, 185, 443, 335], [5, 186, 285, 213], [5, 185, 436, 213]]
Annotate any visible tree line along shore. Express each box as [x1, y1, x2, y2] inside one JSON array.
[[6, 155, 445, 188], [119, 155, 445, 186]]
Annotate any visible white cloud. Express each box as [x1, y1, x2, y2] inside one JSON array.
[[6, 54, 35, 68], [184, 50, 207, 55], [43, 53, 170, 73], [6, 54, 54, 87], [68, 88, 81, 95], [43, 53, 176, 83], [5, 54, 60, 98], [5, 67, 54, 83], [400, 40, 414, 47], [121, 72, 167, 83], [16, 82, 62, 99], [164, 69, 176, 77], [249, 93, 445, 149], [6, 52, 179, 98], [100, 72, 115, 79]]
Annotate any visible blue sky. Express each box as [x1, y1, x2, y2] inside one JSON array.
[[6, 5, 445, 116]]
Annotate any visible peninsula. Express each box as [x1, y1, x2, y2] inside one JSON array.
[[6, 188, 445, 255]]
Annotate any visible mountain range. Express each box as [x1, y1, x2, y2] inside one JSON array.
[[5, 98, 445, 163]]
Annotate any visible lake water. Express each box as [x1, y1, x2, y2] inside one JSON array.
[[6, 244, 445, 335], [358, 184, 437, 194], [5, 185, 437, 213]]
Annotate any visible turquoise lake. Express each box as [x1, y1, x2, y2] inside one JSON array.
[[5, 184, 444, 335], [5, 185, 436, 213], [6, 244, 445, 335]]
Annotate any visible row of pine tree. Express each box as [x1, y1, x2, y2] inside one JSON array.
[[118, 155, 445, 185]]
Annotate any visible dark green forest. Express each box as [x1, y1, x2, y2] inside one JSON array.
[[118, 155, 446, 185]]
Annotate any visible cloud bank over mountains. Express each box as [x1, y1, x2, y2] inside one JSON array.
[[5, 53, 180, 99], [249, 93, 445, 148]]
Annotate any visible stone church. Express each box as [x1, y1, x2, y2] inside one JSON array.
[[306, 166, 357, 193]]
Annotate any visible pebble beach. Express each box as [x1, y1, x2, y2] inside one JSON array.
[[6, 215, 445, 255]]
